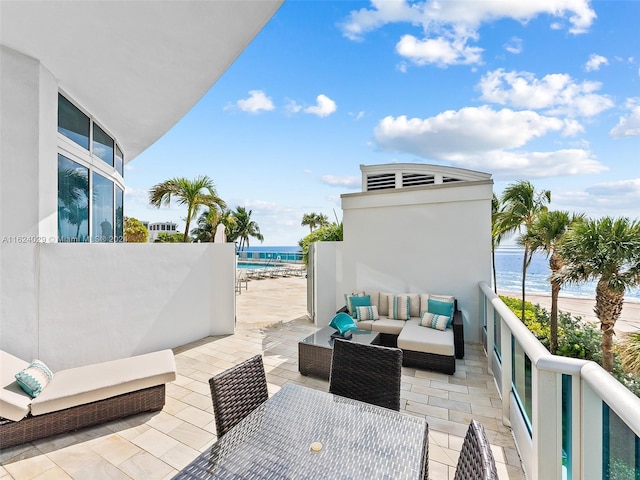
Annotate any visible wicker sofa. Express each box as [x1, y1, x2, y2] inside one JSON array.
[[343, 291, 464, 374], [0, 349, 176, 448]]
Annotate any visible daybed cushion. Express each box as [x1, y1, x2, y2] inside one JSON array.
[[371, 318, 406, 335], [0, 351, 32, 422], [397, 319, 455, 357], [30, 350, 176, 416]]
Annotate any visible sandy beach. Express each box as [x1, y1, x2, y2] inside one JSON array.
[[499, 291, 640, 335]]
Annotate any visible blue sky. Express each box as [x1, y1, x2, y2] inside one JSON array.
[[124, 0, 640, 246]]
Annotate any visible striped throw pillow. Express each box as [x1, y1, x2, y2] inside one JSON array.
[[15, 359, 54, 397], [344, 291, 365, 315], [355, 305, 380, 321], [388, 295, 411, 320], [419, 312, 449, 331]]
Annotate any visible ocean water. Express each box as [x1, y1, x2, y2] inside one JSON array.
[[495, 247, 640, 301], [247, 246, 640, 301]]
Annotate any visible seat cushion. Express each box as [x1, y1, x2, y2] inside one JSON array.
[[355, 320, 375, 331], [397, 319, 455, 356], [371, 318, 407, 335], [0, 351, 32, 421], [30, 350, 176, 416]]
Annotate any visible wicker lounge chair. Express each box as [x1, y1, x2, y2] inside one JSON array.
[[209, 354, 269, 437], [329, 339, 402, 411], [454, 419, 498, 480], [0, 349, 176, 449]]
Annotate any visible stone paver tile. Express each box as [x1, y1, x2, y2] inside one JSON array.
[[166, 422, 212, 451], [2, 453, 56, 480], [410, 384, 449, 399], [430, 380, 469, 394], [45, 444, 103, 475], [449, 391, 493, 407], [428, 396, 472, 414], [427, 460, 452, 480], [180, 391, 212, 410], [87, 434, 141, 466], [118, 451, 173, 480], [175, 405, 215, 428], [146, 411, 185, 434], [158, 443, 200, 471], [405, 401, 448, 419], [31, 466, 73, 479], [130, 428, 179, 458], [66, 458, 130, 480]]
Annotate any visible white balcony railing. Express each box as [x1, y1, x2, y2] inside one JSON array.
[[479, 281, 640, 480]]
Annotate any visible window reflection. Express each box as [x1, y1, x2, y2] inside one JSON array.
[[58, 94, 90, 149], [58, 155, 89, 242], [115, 145, 124, 177], [93, 124, 114, 167], [92, 173, 114, 242], [115, 187, 124, 242]]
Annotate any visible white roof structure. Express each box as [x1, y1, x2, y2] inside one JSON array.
[[0, 0, 283, 160]]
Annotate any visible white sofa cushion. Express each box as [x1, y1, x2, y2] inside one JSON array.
[[371, 318, 406, 335], [0, 351, 32, 421], [419, 294, 454, 313], [377, 292, 394, 316], [30, 350, 176, 416], [355, 320, 375, 331], [398, 319, 455, 356]]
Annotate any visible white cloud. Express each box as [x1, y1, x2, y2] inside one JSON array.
[[396, 33, 483, 67], [586, 178, 640, 197], [304, 94, 337, 117], [373, 106, 606, 178], [235, 90, 275, 114], [478, 69, 613, 117], [321, 175, 361, 189], [340, 0, 595, 66], [459, 149, 606, 178], [585, 53, 608, 71], [504, 37, 523, 54], [285, 99, 302, 115], [610, 99, 640, 138], [374, 107, 569, 157]]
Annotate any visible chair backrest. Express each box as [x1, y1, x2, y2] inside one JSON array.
[[329, 338, 402, 411], [209, 354, 269, 437], [454, 419, 498, 480]]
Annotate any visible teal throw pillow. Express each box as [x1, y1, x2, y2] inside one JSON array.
[[427, 298, 455, 326], [329, 312, 358, 334], [349, 295, 371, 318], [15, 359, 54, 397]]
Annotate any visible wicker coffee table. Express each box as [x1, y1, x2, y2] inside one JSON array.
[[298, 326, 380, 379]]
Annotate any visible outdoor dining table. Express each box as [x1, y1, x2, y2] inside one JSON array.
[[173, 383, 429, 479]]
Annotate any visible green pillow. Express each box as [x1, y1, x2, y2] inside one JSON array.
[[15, 359, 54, 397], [329, 312, 358, 334], [349, 295, 371, 318], [427, 298, 454, 326]]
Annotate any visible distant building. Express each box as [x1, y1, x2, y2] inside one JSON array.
[[147, 222, 179, 242]]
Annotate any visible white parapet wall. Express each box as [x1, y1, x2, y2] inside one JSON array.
[[310, 163, 494, 343], [0, 242, 236, 370]]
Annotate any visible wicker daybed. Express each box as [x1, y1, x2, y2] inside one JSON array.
[[341, 291, 464, 375], [0, 349, 176, 449]]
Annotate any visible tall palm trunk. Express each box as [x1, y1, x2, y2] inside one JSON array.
[[595, 278, 624, 372], [549, 253, 563, 354], [520, 245, 530, 321], [492, 246, 498, 294]]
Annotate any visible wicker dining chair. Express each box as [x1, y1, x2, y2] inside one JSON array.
[[454, 419, 498, 480], [329, 338, 403, 411], [209, 354, 269, 438]]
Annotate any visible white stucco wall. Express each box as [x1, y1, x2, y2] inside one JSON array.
[[1, 243, 235, 371], [1, 46, 236, 370], [332, 178, 493, 343]]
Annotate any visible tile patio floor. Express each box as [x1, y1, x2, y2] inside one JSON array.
[[0, 276, 526, 480]]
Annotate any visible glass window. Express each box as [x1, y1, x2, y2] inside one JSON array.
[[93, 124, 114, 167], [58, 155, 89, 242], [115, 145, 124, 177], [603, 403, 640, 479], [92, 173, 114, 242], [58, 94, 90, 149], [115, 186, 124, 243]]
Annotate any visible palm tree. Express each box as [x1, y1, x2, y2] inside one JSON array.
[[555, 217, 640, 372], [491, 194, 503, 294], [148, 175, 226, 243], [228, 206, 263, 250], [523, 211, 583, 353], [495, 180, 551, 321], [191, 208, 236, 242], [301, 212, 329, 233]]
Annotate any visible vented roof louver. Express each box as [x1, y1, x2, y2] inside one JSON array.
[[402, 173, 435, 187], [367, 173, 396, 191], [442, 177, 462, 183]]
